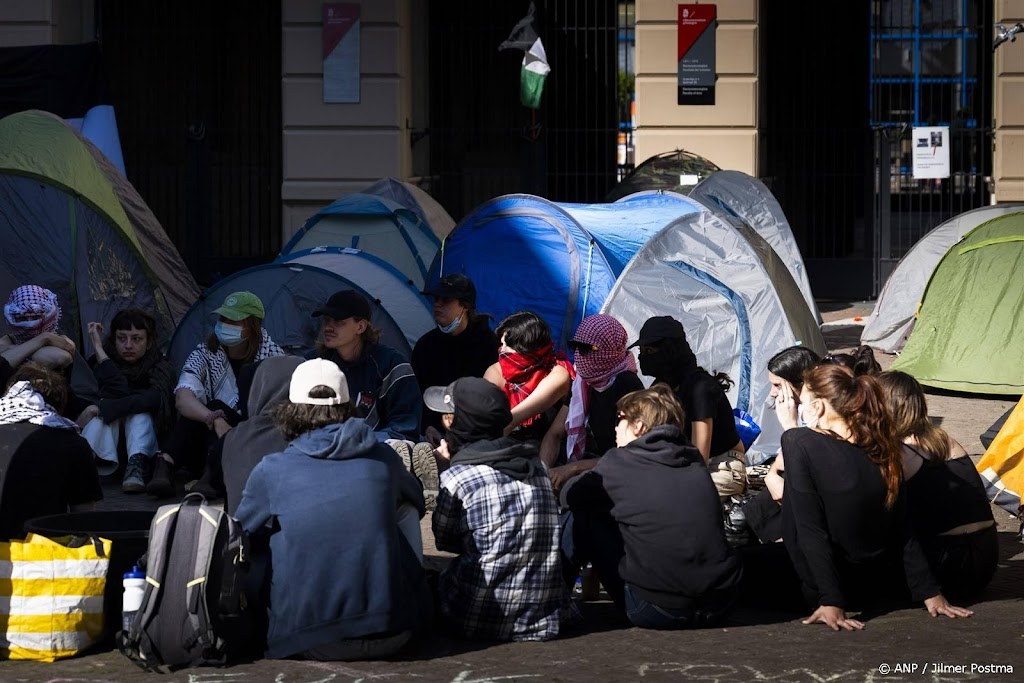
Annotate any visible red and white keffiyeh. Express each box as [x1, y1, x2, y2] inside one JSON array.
[[4, 285, 61, 344], [566, 314, 637, 461]]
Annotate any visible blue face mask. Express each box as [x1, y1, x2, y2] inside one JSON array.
[[437, 315, 462, 335], [215, 322, 245, 347]]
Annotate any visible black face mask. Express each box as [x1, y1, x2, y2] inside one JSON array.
[[639, 350, 675, 380]]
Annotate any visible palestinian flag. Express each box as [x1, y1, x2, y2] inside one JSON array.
[[499, 3, 550, 109]]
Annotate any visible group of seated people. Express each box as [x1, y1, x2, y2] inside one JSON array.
[[0, 276, 997, 660]]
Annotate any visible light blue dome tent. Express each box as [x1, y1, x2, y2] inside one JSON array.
[[279, 193, 441, 290], [168, 262, 415, 373], [429, 191, 824, 459]]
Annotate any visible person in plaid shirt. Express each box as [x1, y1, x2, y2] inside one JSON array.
[[427, 377, 566, 641]]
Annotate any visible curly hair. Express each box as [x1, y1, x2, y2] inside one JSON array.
[[803, 364, 902, 509], [7, 362, 68, 414]]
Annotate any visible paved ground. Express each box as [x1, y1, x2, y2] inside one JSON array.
[[3, 303, 1022, 682]]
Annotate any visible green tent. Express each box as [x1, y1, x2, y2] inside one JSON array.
[[0, 110, 199, 348], [892, 211, 1024, 394]]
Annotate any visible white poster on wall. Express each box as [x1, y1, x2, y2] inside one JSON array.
[[911, 126, 951, 179]]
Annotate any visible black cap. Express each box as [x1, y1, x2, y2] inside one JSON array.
[[311, 290, 372, 321], [428, 377, 511, 435], [628, 315, 686, 348], [422, 273, 476, 306], [422, 381, 457, 414]]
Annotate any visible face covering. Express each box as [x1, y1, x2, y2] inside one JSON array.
[[800, 403, 819, 430], [215, 322, 245, 348], [639, 353, 674, 381], [437, 315, 462, 334]]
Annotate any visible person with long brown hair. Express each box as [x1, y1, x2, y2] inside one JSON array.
[[149, 291, 284, 497], [781, 364, 971, 630], [878, 370, 997, 599]]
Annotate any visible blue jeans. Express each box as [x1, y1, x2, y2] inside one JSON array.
[[560, 509, 626, 608], [624, 584, 736, 630]]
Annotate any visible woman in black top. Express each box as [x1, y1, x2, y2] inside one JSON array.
[[632, 316, 745, 499], [783, 364, 971, 630], [878, 371, 997, 599]]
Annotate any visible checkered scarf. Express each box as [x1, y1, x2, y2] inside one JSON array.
[[0, 381, 78, 431], [566, 315, 637, 461], [4, 286, 61, 344], [498, 342, 575, 427]]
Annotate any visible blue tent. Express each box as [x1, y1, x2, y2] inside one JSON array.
[[280, 193, 440, 289]]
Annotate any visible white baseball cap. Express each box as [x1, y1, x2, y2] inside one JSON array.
[[289, 358, 350, 406]]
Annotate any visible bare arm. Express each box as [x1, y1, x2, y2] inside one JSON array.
[[540, 405, 569, 467], [1, 333, 76, 369], [483, 362, 504, 388], [175, 387, 217, 423], [509, 365, 571, 427], [691, 418, 712, 463]]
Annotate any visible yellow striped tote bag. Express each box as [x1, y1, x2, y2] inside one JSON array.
[[0, 533, 112, 662]]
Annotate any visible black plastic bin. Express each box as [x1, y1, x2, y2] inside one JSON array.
[[25, 511, 155, 642]]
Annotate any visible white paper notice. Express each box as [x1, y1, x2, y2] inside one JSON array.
[[911, 126, 951, 179]]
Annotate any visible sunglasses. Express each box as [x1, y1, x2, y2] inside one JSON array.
[[568, 340, 600, 355]]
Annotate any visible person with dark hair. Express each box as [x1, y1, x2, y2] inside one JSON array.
[[308, 290, 420, 442], [235, 358, 429, 661], [484, 311, 574, 441], [878, 371, 997, 599], [541, 314, 644, 489], [221, 355, 303, 515], [78, 308, 175, 492], [561, 385, 742, 629], [781, 365, 971, 630], [0, 363, 102, 541], [820, 345, 882, 376], [149, 291, 284, 498], [413, 274, 498, 436], [632, 316, 746, 499], [427, 377, 565, 641]]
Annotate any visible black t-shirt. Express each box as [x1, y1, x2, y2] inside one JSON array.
[[674, 371, 741, 457], [0, 424, 103, 541], [582, 371, 645, 458], [903, 446, 994, 537], [412, 316, 498, 433]]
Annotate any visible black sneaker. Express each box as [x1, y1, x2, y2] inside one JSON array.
[[147, 455, 175, 498], [122, 454, 146, 494]]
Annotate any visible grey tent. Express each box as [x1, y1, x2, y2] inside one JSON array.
[[601, 197, 826, 463], [690, 170, 820, 323], [168, 262, 412, 373], [361, 177, 457, 240], [861, 204, 1024, 353]]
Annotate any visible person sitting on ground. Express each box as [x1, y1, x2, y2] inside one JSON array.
[[541, 314, 643, 490], [781, 364, 971, 631], [78, 308, 175, 492], [429, 377, 565, 641], [412, 273, 497, 439], [149, 291, 284, 498], [632, 316, 746, 499], [561, 385, 742, 629], [0, 363, 102, 541], [221, 355, 302, 516], [308, 290, 420, 442], [744, 345, 823, 543], [235, 358, 430, 661], [878, 370, 997, 600], [0, 285, 75, 371], [820, 345, 881, 376], [484, 311, 574, 442]]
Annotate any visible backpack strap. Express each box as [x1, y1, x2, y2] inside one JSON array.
[[183, 497, 226, 661], [119, 499, 185, 672]]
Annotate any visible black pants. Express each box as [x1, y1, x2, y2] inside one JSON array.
[[163, 400, 241, 477], [921, 524, 998, 601], [560, 508, 627, 609]]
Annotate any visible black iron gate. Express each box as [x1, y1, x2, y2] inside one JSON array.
[[427, 0, 623, 219], [870, 0, 994, 294], [97, 0, 283, 286]]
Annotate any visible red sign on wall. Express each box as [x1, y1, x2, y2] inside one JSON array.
[[677, 4, 717, 105]]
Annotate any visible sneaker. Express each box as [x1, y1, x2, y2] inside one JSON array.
[[122, 455, 146, 494], [386, 439, 414, 472], [147, 455, 175, 498]]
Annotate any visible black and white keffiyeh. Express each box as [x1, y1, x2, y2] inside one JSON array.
[[175, 328, 284, 408], [0, 381, 78, 431]]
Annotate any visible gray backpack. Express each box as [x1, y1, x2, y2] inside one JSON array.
[[118, 493, 256, 671]]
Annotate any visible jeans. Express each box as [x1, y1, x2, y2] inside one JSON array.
[[300, 630, 411, 661], [624, 584, 735, 630], [82, 413, 159, 474]]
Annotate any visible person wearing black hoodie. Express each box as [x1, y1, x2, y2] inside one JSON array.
[[561, 385, 742, 629], [427, 377, 566, 641]]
